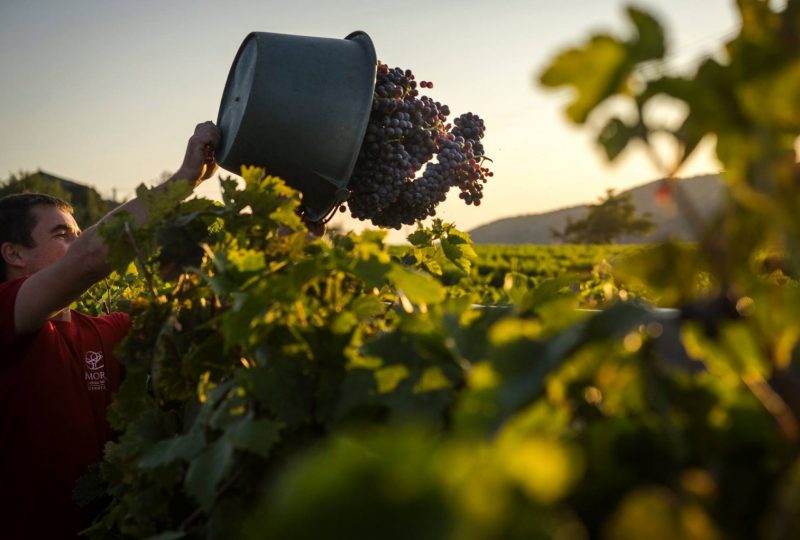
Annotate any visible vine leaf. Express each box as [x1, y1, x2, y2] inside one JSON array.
[[184, 436, 235, 510], [139, 430, 206, 470], [441, 236, 476, 274], [387, 265, 445, 305], [539, 7, 665, 124], [626, 6, 666, 62], [136, 180, 194, 223], [227, 413, 282, 459], [597, 117, 642, 161], [539, 35, 630, 124], [408, 229, 433, 248]]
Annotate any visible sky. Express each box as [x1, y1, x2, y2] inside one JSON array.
[[0, 0, 743, 241]]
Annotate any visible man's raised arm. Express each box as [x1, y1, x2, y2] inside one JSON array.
[[12, 121, 220, 335]]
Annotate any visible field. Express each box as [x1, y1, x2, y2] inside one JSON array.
[[472, 243, 634, 281], [420, 243, 646, 307]]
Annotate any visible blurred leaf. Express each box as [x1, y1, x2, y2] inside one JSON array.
[[244, 362, 313, 428], [350, 295, 387, 320], [139, 430, 205, 469], [496, 435, 584, 504], [227, 248, 266, 274], [353, 257, 391, 289], [598, 117, 641, 161], [243, 431, 452, 540], [738, 60, 800, 130], [227, 413, 282, 459], [518, 274, 580, 312], [626, 6, 666, 62], [603, 486, 722, 540], [540, 35, 630, 123], [388, 265, 446, 305], [184, 436, 234, 510]]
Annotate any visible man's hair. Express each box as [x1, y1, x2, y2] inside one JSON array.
[[0, 193, 73, 282]]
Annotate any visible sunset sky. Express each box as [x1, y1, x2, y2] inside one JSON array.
[[0, 0, 744, 240]]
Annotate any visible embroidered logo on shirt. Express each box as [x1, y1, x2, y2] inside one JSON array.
[[84, 350, 107, 391]]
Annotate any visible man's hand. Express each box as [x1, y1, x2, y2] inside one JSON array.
[[174, 121, 221, 186], [301, 215, 326, 237]]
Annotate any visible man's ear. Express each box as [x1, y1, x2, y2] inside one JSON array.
[[1, 242, 25, 272]]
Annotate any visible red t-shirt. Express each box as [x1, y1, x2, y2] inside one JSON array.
[[0, 277, 131, 539]]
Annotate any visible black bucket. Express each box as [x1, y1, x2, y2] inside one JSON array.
[[216, 31, 377, 221]]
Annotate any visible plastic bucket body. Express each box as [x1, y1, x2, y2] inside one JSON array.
[[216, 31, 377, 221]]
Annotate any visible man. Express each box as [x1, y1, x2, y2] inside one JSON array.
[[0, 121, 221, 539]]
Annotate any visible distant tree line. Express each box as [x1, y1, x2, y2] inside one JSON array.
[[0, 170, 113, 227], [551, 188, 654, 244]]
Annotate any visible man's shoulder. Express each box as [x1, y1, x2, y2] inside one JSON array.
[[0, 277, 28, 297], [73, 310, 131, 326], [72, 310, 132, 341], [0, 278, 31, 349]]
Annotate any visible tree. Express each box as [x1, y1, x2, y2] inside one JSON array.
[[0, 170, 112, 227], [551, 188, 654, 244]]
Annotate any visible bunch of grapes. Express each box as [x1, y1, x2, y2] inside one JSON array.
[[344, 62, 492, 229]]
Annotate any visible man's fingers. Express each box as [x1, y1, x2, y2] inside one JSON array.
[[177, 121, 221, 184], [195, 122, 221, 148], [202, 155, 218, 180]]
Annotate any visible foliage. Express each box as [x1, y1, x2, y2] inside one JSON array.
[[72, 2, 800, 539], [0, 170, 111, 227], [551, 188, 655, 244]]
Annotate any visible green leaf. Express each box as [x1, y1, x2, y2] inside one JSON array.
[[335, 368, 378, 420], [139, 429, 205, 469], [738, 60, 800, 130], [582, 302, 650, 341], [331, 311, 359, 334], [97, 211, 137, 271], [353, 257, 391, 289], [245, 362, 313, 428], [626, 7, 666, 62], [184, 436, 234, 510], [227, 414, 282, 459], [387, 265, 446, 305], [227, 248, 266, 273], [407, 229, 433, 248], [539, 35, 630, 123], [422, 258, 443, 276], [597, 117, 641, 161], [490, 323, 583, 417], [350, 296, 387, 320], [518, 274, 580, 312], [440, 237, 475, 274], [136, 180, 194, 223], [445, 228, 472, 244]]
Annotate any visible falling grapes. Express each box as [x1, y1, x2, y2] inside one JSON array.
[[345, 62, 493, 229]]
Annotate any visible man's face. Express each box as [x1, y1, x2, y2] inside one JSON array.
[[18, 205, 81, 275]]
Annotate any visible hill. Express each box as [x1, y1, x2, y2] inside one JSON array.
[[468, 174, 725, 245]]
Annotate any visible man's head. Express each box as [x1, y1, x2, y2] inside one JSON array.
[[0, 193, 79, 282]]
